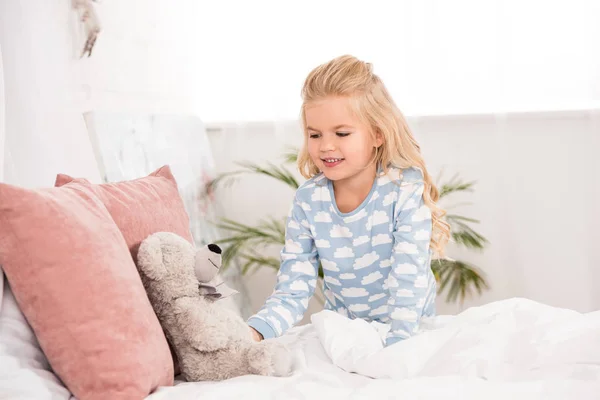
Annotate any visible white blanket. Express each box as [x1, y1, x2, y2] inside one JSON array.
[[311, 297, 600, 382], [147, 298, 599, 400]]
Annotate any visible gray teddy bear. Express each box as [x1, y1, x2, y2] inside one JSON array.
[[136, 231, 293, 381]]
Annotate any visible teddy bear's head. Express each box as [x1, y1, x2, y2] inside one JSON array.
[[137, 232, 200, 299], [137, 232, 238, 301]]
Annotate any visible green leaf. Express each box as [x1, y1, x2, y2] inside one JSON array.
[[236, 161, 300, 190], [438, 173, 476, 199], [432, 259, 489, 304], [282, 147, 299, 164]]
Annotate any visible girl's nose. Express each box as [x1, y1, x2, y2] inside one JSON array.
[[320, 136, 336, 152]]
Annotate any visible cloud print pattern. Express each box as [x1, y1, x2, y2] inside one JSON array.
[[247, 167, 436, 346]]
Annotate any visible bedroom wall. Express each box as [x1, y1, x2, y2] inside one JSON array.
[[0, 0, 100, 187], [0, 0, 197, 187]]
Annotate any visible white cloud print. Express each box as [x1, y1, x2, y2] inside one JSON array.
[[380, 259, 392, 269], [321, 259, 339, 272], [288, 220, 300, 230], [391, 308, 418, 322], [403, 198, 418, 210], [334, 246, 354, 258], [377, 169, 401, 186], [369, 293, 386, 302], [414, 275, 428, 288], [353, 236, 370, 246], [369, 305, 388, 316], [395, 289, 415, 297], [325, 276, 341, 286], [361, 271, 383, 285], [343, 208, 367, 223], [301, 219, 311, 228], [394, 263, 418, 275], [372, 210, 389, 226], [316, 239, 331, 248], [341, 287, 370, 297], [272, 306, 295, 325], [353, 251, 380, 269], [339, 273, 356, 280], [290, 280, 310, 292], [372, 234, 392, 246], [314, 211, 332, 223], [395, 242, 419, 254], [278, 274, 290, 282], [330, 224, 353, 238], [412, 205, 431, 222], [383, 275, 399, 289], [285, 239, 303, 254], [383, 192, 398, 207], [414, 229, 430, 240], [291, 261, 316, 276], [368, 191, 380, 203], [300, 202, 312, 211], [266, 316, 283, 335], [348, 304, 370, 313], [396, 225, 412, 233], [311, 186, 331, 202]]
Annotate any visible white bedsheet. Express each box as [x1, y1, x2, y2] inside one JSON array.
[[147, 298, 600, 400]]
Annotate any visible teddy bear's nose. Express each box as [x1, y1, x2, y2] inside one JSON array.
[[208, 244, 222, 254]]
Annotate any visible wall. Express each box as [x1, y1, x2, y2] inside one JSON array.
[[207, 110, 600, 321], [0, 0, 198, 186], [0, 0, 100, 187]]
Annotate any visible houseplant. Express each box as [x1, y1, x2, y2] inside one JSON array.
[[206, 148, 489, 306]]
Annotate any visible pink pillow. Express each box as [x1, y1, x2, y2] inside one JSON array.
[[0, 181, 174, 400], [55, 165, 194, 263]]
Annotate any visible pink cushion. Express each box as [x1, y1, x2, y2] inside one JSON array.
[[0, 181, 174, 400], [55, 165, 193, 263]]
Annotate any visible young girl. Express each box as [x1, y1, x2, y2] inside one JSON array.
[[247, 55, 449, 346]]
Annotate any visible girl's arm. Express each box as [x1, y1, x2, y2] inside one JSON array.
[[386, 180, 433, 346], [247, 196, 319, 339]]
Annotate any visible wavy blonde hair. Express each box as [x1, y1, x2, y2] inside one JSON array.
[[298, 55, 450, 257]]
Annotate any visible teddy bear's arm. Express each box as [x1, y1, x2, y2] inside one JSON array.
[[173, 297, 229, 352]]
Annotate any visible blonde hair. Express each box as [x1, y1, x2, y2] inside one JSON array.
[[298, 55, 450, 257]]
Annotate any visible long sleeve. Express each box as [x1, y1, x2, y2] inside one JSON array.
[[247, 195, 319, 339], [385, 180, 433, 346]]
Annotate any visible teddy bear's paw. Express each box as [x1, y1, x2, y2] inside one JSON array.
[[269, 342, 294, 377], [247, 341, 293, 377]]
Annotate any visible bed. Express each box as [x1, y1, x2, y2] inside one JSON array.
[[1, 268, 599, 400], [146, 298, 599, 400]]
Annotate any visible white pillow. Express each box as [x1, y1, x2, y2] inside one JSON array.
[[0, 269, 72, 399]]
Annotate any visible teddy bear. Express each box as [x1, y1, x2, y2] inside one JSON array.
[[136, 231, 293, 381]]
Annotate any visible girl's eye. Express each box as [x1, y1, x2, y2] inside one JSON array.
[[336, 132, 350, 137], [309, 133, 321, 139]]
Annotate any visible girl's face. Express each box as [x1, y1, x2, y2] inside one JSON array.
[[305, 96, 382, 184]]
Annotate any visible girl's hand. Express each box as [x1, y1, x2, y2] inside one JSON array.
[[249, 326, 264, 342]]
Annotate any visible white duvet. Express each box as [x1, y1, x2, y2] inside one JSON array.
[[1, 295, 598, 399], [147, 298, 600, 400]]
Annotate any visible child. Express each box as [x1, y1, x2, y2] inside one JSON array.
[[247, 55, 450, 346]]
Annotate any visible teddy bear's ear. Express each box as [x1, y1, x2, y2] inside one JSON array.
[[137, 235, 168, 281]]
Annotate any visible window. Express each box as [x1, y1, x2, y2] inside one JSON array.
[[185, 0, 599, 123]]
